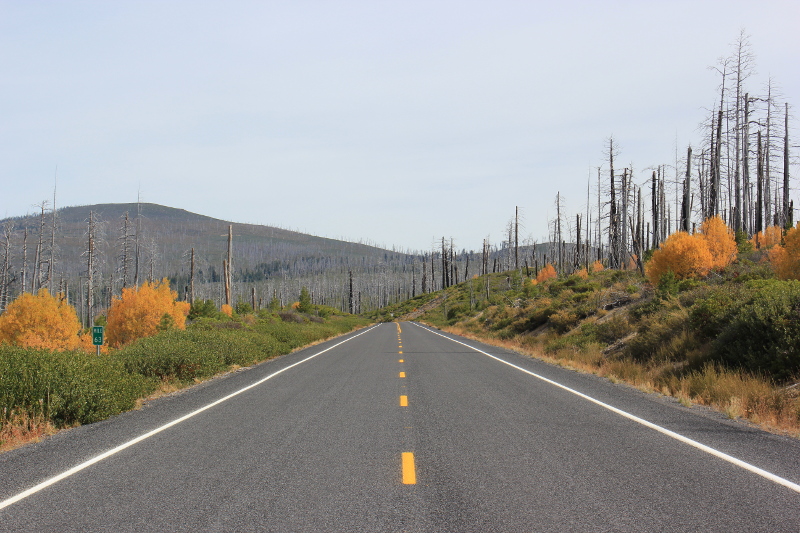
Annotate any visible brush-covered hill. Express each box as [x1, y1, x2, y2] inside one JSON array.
[[1, 202, 406, 280], [0, 203, 416, 313], [372, 258, 800, 437]]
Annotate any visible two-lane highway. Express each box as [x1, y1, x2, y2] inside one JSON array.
[[1, 322, 799, 531]]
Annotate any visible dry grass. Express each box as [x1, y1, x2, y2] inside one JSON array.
[[437, 322, 800, 438], [0, 410, 58, 453]]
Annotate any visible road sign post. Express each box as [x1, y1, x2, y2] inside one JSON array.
[[92, 326, 104, 356]]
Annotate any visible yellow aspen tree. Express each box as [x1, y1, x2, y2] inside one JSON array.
[[750, 225, 783, 249], [106, 279, 190, 348], [535, 263, 557, 284], [0, 289, 85, 351], [698, 215, 737, 270], [769, 225, 800, 280], [645, 232, 714, 285]]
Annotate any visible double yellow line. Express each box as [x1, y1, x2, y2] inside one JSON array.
[[397, 322, 416, 485]]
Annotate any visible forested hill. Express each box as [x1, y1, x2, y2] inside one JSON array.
[[4, 202, 392, 262], [0, 203, 414, 315]]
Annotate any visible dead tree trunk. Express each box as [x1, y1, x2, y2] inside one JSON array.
[[514, 206, 519, 270], [756, 130, 764, 233], [86, 211, 97, 327], [190, 247, 195, 304], [784, 103, 791, 228], [682, 147, 692, 232], [225, 225, 233, 306]]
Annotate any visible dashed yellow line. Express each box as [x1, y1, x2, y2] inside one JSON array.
[[400, 395, 408, 407], [402, 452, 416, 484], [399, 372, 406, 378], [399, 359, 404, 363]]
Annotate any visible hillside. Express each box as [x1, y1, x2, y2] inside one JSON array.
[[3, 203, 395, 270], [0, 203, 413, 316], [372, 257, 800, 438]]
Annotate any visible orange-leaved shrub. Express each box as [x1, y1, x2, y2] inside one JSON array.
[[698, 215, 737, 270], [106, 279, 190, 348], [534, 263, 557, 284], [0, 289, 89, 351], [591, 260, 604, 273], [220, 304, 233, 317], [751, 225, 783, 249], [769, 224, 800, 280], [645, 231, 713, 285]]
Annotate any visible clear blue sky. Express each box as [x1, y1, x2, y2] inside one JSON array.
[[1, 0, 798, 251]]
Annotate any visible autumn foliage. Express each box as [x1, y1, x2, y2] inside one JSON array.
[[698, 215, 737, 270], [769, 225, 800, 280], [645, 231, 713, 285], [751, 225, 783, 249], [220, 304, 233, 317], [106, 279, 190, 348], [591, 260, 604, 273], [534, 263, 557, 284], [645, 217, 737, 285], [0, 289, 89, 351]]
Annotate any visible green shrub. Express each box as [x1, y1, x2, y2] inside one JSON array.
[[594, 314, 633, 344], [625, 308, 693, 363], [0, 346, 151, 426], [235, 301, 253, 315], [549, 309, 579, 333], [708, 280, 800, 380], [188, 299, 219, 320]]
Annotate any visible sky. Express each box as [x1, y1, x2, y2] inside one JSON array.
[[1, 0, 798, 252]]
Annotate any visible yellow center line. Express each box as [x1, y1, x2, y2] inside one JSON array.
[[400, 395, 408, 406], [399, 359, 404, 363], [399, 351, 403, 354], [401, 452, 416, 484], [399, 372, 406, 378]]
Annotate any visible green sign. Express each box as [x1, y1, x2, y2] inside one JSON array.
[[92, 326, 104, 346]]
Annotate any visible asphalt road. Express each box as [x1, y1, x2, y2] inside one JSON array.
[[1, 322, 799, 532]]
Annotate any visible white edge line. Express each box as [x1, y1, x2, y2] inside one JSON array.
[[410, 322, 800, 494], [0, 324, 381, 511]]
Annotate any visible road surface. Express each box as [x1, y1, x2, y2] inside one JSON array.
[[1, 322, 799, 532]]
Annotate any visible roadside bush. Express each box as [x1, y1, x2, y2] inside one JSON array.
[[0, 346, 150, 426], [0, 289, 89, 352], [625, 308, 694, 363], [709, 279, 800, 380], [106, 280, 190, 348]]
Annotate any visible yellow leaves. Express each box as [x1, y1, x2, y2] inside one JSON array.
[[699, 215, 737, 270], [220, 304, 233, 317], [645, 216, 737, 285], [769, 225, 800, 280], [645, 231, 713, 285], [0, 289, 85, 351], [751, 225, 783, 249], [106, 279, 189, 348], [535, 264, 557, 284]]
